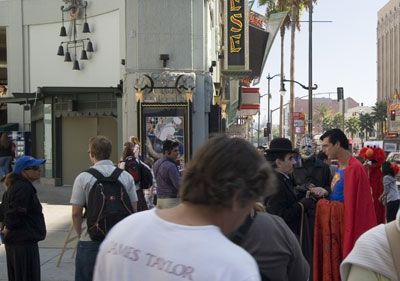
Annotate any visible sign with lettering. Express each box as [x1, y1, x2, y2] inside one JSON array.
[[293, 112, 305, 134], [224, 0, 249, 75]]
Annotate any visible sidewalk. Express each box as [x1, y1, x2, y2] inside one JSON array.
[[0, 181, 75, 281]]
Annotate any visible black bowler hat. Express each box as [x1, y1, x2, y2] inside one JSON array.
[[266, 137, 295, 153]]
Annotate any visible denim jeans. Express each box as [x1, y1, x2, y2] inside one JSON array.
[[75, 240, 101, 281]]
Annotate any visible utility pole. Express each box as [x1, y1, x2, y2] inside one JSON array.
[[308, 0, 313, 136], [266, 73, 280, 144]]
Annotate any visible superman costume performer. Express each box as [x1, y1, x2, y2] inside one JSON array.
[[313, 156, 377, 281]]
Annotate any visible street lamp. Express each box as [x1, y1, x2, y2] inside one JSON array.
[[281, 79, 318, 139], [279, 81, 286, 137], [266, 73, 281, 144]]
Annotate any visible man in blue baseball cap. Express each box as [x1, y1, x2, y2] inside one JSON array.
[[0, 155, 46, 281]]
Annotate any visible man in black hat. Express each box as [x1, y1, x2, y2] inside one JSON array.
[[264, 138, 315, 257]]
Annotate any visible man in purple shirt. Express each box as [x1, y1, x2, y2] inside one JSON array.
[[153, 140, 181, 209]]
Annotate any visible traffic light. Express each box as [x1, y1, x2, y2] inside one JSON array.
[[391, 109, 396, 121], [337, 87, 344, 101], [264, 122, 271, 137]]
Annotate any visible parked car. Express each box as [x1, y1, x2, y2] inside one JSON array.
[[386, 151, 400, 188]]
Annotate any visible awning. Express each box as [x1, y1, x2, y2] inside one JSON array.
[[0, 123, 19, 132], [249, 25, 269, 80]]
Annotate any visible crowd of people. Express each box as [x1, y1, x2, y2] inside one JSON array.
[[0, 128, 399, 281]]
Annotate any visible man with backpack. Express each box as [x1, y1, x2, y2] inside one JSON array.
[[70, 136, 138, 281], [153, 140, 181, 209]]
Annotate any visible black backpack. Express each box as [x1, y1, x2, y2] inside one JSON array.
[[85, 168, 134, 242], [124, 156, 141, 182], [124, 156, 153, 189], [139, 163, 153, 189]]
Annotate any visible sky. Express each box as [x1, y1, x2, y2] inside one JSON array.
[[253, 0, 389, 125]]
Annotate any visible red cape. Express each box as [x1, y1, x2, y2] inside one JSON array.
[[343, 156, 377, 257], [368, 166, 386, 224]]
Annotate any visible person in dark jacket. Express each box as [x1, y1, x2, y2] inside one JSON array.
[[0, 133, 13, 178], [0, 155, 46, 281], [231, 203, 310, 281], [292, 136, 332, 277], [264, 138, 315, 261]]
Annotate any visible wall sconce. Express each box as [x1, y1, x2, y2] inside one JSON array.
[[186, 90, 193, 103], [221, 102, 227, 119], [57, 1, 94, 70], [209, 60, 217, 73], [135, 89, 144, 103], [213, 95, 221, 106], [160, 54, 170, 68]]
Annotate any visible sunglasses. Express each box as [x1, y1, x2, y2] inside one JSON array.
[[25, 166, 40, 171]]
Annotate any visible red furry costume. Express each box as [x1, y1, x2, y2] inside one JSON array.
[[359, 146, 386, 224]]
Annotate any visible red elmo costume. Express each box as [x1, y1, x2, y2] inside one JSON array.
[[359, 146, 386, 224]]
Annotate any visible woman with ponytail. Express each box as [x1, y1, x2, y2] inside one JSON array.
[[381, 161, 400, 222]]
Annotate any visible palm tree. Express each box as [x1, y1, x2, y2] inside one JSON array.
[[321, 115, 332, 132], [345, 116, 361, 140], [258, 0, 291, 136], [313, 104, 332, 133], [259, 0, 317, 140], [332, 113, 344, 129], [359, 113, 375, 142], [371, 100, 387, 139]]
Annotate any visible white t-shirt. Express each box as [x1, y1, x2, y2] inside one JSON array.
[[93, 209, 261, 281]]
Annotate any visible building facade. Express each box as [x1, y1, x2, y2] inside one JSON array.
[[378, 0, 400, 148], [0, 0, 223, 185]]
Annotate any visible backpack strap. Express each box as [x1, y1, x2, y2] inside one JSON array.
[[385, 220, 400, 281], [85, 168, 123, 182], [230, 213, 256, 245], [85, 168, 105, 180], [109, 168, 123, 181]]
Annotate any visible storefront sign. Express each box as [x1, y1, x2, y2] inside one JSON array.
[[224, 0, 249, 74]]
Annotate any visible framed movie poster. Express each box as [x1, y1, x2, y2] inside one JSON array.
[[139, 103, 191, 171]]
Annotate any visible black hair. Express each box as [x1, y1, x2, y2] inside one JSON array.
[[316, 151, 328, 161], [265, 151, 291, 168], [382, 161, 394, 176], [162, 140, 179, 154], [320, 128, 349, 150]]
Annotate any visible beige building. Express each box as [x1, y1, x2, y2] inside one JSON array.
[[377, 0, 400, 102]]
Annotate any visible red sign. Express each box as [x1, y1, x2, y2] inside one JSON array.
[[240, 87, 259, 110], [293, 112, 305, 134]]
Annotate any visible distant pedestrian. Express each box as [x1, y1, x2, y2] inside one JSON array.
[[257, 145, 266, 156], [0, 156, 46, 281], [0, 133, 13, 178], [152, 140, 181, 209], [70, 136, 138, 281], [93, 134, 275, 281], [119, 141, 153, 212], [380, 161, 400, 222]]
